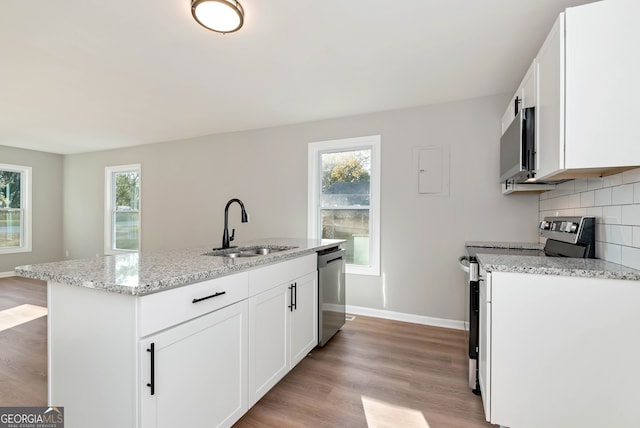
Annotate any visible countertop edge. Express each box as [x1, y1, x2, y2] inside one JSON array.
[[14, 238, 345, 296]]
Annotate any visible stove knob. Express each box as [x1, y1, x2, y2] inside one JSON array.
[[570, 222, 578, 233]]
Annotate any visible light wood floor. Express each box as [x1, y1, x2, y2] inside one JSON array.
[[0, 277, 490, 427], [0, 276, 47, 406]]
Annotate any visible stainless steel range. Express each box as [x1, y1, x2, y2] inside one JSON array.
[[458, 216, 596, 393]]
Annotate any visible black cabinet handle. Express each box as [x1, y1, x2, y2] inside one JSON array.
[[514, 96, 521, 116], [192, 291, 226, 304], [146, 343, 155, 396], [288, 284, 294, 312], [293, 282, 297, 310]]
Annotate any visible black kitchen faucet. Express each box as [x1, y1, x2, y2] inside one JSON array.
[[221, 198, 249, 249]]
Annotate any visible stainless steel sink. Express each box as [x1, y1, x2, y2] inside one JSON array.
[[204, 245, 297, 258]]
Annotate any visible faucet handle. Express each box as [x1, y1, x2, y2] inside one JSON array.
[[230, 228, 235, 242]]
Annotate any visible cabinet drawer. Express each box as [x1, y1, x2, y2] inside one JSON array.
[[138, 272, 249, 337], [248, 254, 317, 295]]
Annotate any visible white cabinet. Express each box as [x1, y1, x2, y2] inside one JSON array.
[[289, 271, 318, 367], [534, 1, 640, 180], [47, 253, 318, 428], [140, 301, 248, 428], [501, 61, 536, 135], [247, 283, 289, 405], [480, 271, 640, 428], [477, 271, 491, 423], [247, 254, 318, 406]]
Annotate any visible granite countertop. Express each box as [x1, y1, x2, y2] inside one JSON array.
[[14, 238, 344, 296], [467, 241, 640, 281]]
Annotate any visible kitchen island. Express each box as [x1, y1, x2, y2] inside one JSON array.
[[15, 238, 343, 428]]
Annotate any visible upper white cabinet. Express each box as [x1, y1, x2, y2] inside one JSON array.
[[501, 61, 536, 135], [536, 1, 640, 180]]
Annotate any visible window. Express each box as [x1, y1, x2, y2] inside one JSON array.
[[0, 163, 32, 254], [308, 136, 380, 276], [105, 165, 140, 254]]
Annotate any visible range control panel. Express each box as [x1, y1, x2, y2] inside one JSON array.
[[539, 216, 595, 244]]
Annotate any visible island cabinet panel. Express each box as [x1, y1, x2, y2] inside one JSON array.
[[48, 282, 138, 428], [482, 271, 640, 428], [247, 254, 318, 406], [139, 301, 248, 428]]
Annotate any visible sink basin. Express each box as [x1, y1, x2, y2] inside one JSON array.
[[205, 245, 298, 258]]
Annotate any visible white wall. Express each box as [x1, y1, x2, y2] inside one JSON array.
[[0, 145, 64, 273], [63, 94, 540, 325], [539, 168, 640, 269]]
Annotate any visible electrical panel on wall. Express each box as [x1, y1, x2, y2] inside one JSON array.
[[413, 145, 450, 196]]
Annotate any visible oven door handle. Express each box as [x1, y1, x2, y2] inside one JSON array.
[[458, 256, 470, 273]]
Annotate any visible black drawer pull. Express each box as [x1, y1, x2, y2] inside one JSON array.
[[146, 343, 155, 396], [192, 291, 226, 304]]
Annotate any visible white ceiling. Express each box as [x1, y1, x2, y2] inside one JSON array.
[[1, 0, 593, 155]]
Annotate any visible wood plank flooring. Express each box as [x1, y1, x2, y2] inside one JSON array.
[[0, 277, 490, 427], [235, 315, 490, 428], [0, 277, 47, 406]]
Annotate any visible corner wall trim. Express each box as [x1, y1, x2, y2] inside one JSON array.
[[346, 305, 464, 331], [0, 271, 15, 278]]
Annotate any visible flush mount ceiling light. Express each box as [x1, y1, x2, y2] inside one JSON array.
[[191, 0, 244, 33]]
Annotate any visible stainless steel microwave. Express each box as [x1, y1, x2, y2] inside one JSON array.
[[500, 107, 535, 182]]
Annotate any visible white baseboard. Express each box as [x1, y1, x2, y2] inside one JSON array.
[[0, 271, 15, 278], [346, 305, 464, 331]]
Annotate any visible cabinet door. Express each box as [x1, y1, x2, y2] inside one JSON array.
[[478, 273, 491, 423], [140, 301, 248, 428], [247, 283, 289, 406], [564, 0, 640, 169], [535, 14, 565, 180], [289, 271, 318, 368]]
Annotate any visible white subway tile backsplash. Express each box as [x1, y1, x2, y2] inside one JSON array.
[[634, 226, 640, 248], [587, 177, 604, 190], [603, 173, 623, 188], [580, 191, 595, 208], [610, 225, 633, 246], [612, 184, 634, 205], [540, 167, 640, 270], [587, 207, 603, 219], [602, 205, 622, 224], [622, 168, 640, 184], [634, 183, 640, 204], [621, 246, 640, 270], [621, 205, 640, 226], [603, 243, 622, 264], [594, 188, 612, 206], [568, 193, 581, 209], [574, 179, 589, 193]]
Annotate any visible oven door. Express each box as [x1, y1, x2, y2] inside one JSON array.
[[459, 256, 480, 392]]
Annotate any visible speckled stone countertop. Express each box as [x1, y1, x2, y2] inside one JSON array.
[[14, 238, 344, 296], [468, 241, 640, 281]]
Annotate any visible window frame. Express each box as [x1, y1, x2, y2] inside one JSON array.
[[0, 163, 32, 254], [308, 135, 381, 276], [104, 164, 141, 255]]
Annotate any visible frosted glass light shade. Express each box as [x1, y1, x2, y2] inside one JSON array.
[[191, 0, 244, 33]]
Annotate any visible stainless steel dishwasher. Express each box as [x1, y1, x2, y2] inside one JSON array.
[[317, 246, 346, 347]]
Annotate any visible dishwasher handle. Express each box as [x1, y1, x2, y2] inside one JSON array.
[[317, 248, 346, 268]]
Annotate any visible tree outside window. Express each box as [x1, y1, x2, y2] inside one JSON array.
[[0, 164, 31, 253], [105, 165, 140, 253], [308, 136, 380, 276]]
